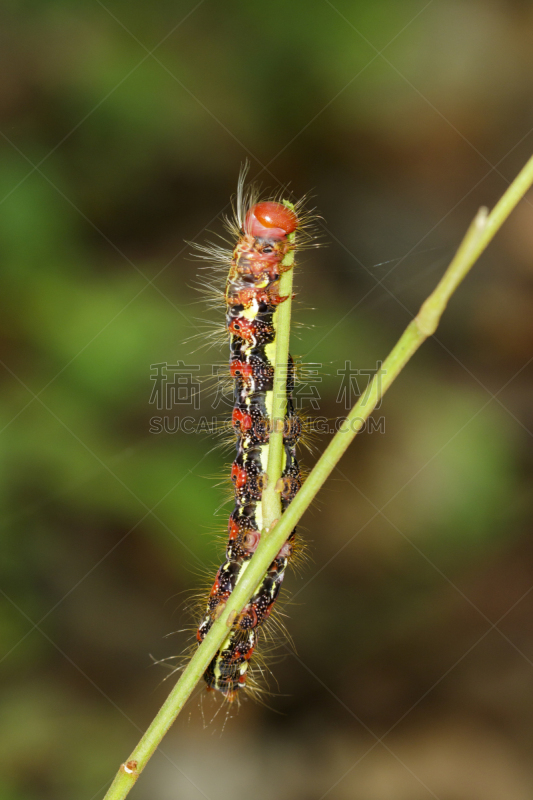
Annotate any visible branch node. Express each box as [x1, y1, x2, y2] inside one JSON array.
[[214, 601, 226, 620], [226, 609, 237, 628], [475, 206, 489, 229], [121, 761, 139, 779]]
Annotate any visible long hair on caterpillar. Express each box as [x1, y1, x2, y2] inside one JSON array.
[[156, 624, 292, 732], [176, 164, 320, 705], [187, 164, 318, 339]]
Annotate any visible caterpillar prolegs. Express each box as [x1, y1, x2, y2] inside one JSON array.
[[195, 177, 310, 701]]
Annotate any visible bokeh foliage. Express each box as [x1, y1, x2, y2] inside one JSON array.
[[2, 1, 533, 798]]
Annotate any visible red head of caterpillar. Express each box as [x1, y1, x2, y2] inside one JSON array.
[[245, 201, 299, 239]]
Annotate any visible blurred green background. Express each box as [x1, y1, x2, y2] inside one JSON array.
[[2, 1, 533, 798]]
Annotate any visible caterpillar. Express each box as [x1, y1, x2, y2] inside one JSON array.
[[194, 171, 311, 702]]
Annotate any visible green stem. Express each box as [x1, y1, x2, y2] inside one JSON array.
[[103, 154, 533, 800], [262, 206, 296, 531]]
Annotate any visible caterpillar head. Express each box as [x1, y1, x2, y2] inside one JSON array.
[[245, 202, 298, 240]]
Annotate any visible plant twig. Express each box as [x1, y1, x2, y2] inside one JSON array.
[[103, 153, 533, 800], [262, 203, 296, 530]]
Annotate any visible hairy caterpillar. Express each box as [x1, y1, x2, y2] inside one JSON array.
[[194, 171, 312, 701]]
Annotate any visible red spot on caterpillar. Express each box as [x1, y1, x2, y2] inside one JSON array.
[[231, 288, 259, 307], [230, 360, 253, 380], [228, 317, 255, 340], [228, 518, 240, 541], [245, 202, 298, 238], [231, 463, 247, 489], [232, 408, 252, 432]]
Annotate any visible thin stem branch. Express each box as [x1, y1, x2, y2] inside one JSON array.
[[262, 205, 296, 530], [103, 153, 533, 800]]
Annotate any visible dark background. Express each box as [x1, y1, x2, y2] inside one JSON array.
[[2, 1, 533, 798]]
